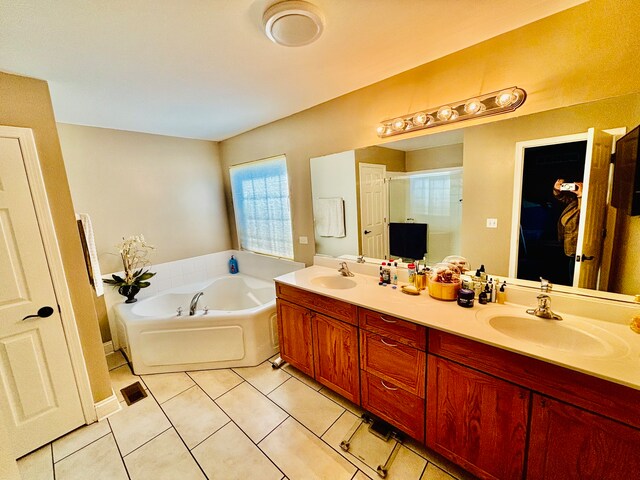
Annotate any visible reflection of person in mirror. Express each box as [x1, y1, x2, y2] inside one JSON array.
[[553, 178, 583, 283]]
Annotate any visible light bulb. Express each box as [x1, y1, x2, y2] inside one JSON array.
[[376, 124, 387, 136], [496, 89, 517, 107], [412, 112, 428, 126], [391, 118, 406, 131], [450, 110, 459, 121], [437, 106, 454, 121], [464, 98, 485, 114]]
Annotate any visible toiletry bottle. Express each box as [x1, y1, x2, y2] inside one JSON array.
[[408, 263, 416, 284], [479, 264, 487, 282], [497, 281, 506, 304], [229, 255, 239, 274], [381, 262, 390, 283], [391, 262, 398, 285]]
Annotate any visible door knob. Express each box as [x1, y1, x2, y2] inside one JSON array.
[[22, 306, 55, 321], [364, 230, 371, 234]]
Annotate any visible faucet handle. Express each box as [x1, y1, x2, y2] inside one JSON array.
[[540, 277, 552, 293], [176, 307, 183, 316]]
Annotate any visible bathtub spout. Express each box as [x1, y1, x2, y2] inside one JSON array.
[[189, 292, 204, 315]]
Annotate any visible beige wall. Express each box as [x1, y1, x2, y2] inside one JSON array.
[[406, 144, 463, 172], [0, 72, 111, 402], [462, 92, 640, 275], [220, 0, 640, 266], [58, 125, 230, 341], [59, 124, 230, 275]]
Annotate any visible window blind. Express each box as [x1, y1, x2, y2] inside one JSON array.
[[230, 156, 294, 259]]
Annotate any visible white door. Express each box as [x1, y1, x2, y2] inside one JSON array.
[[0, 131, 84, 458], [359, 163, 386, 258], [574, 128, 613, 288]]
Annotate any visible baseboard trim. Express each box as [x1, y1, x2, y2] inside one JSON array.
[[103, 340, 114, 355], [94, 392, 121, 421]]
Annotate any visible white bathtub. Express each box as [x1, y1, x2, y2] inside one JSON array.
[[114, 274, 280, 374]]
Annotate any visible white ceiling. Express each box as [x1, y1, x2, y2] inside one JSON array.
[[0, 0, 585, 141]]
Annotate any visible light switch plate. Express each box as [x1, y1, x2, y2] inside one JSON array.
[[299, 236, 308, 244], [486, 218, 498, 228]]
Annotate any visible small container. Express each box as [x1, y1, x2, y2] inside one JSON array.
[[415, 272, 427, 290], [229, 255, 239, 274], [427, 263, 461, 301], [457, 288, 474, 308]]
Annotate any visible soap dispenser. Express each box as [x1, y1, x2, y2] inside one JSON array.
[[229, 255, 239, 274]]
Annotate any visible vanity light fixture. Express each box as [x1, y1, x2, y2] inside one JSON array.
[[376, 87, 526, 138]]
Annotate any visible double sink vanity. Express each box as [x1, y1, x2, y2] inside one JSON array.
[[274, 259, 640, 480]]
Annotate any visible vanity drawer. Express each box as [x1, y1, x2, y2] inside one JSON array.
[[361, 370, 425, 442], [360, 330, 426, 397], [276, 282, 357, 325], [359, 307, 427, 350]]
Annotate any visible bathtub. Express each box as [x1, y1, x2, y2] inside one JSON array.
[[114, 274, 280, 375]]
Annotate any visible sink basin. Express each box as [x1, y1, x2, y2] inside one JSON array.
[[477, 308, 629, 358], [310, 275, 357, 289]]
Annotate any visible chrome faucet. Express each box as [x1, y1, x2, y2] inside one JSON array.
[[526, 278, 562, 320], [338, 262, 355, 277], [189, 292, 204, 316]]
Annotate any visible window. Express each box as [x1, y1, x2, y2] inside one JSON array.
[[230, 156, 294, 259]]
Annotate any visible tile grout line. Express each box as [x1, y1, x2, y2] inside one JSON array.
[[51, 429, 112, 464], [50, 443, 56, 480], [104, 421, 133, 480], [209, 415, 288, 479]]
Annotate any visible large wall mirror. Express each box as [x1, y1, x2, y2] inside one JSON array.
[[310, 91, 640, 299]]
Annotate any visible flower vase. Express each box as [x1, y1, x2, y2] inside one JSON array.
[[118, 285, 141, 303]]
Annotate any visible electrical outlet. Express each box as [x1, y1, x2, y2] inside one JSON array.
[[299, 236, 308, 244], [486, 218, 498, 228]]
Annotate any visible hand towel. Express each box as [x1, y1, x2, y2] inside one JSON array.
[[315, 197, 346, 237], [76, 213, 104, 296]]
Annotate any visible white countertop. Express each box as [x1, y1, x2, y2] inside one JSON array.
[[275, 264, 640, 391]]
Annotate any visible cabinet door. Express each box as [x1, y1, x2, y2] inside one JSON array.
[[276, 299, 314, 377], [312, 313, 360, 404], [528, 395, 640, 480], [426, 356, 529, 480]]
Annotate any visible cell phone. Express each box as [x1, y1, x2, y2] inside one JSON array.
[[560, 182, 577, 191]]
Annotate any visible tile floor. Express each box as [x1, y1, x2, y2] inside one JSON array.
[[17, 350, 476, 480]]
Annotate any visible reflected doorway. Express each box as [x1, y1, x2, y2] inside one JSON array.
[[517, 141, 587, 285]]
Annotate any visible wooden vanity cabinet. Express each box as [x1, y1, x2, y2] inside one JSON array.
[[359, 308, 426, 442], [312, 312, 359, 403], [275, 283, 360, 403], [276, 298, 314, 377], [426, 355, 529, 480], [527, 395, 640, 480], [428, 330, 640, 480]]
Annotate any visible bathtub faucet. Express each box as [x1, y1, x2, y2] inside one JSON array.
[[189, 292, 204, 316]]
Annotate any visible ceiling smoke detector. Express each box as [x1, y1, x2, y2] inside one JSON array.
[[263, 1, 325, 47]]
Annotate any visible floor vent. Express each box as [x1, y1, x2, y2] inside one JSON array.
[[120, 382, 147, 406]]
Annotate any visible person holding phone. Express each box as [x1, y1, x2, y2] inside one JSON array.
[[553, 178, 583, 283]]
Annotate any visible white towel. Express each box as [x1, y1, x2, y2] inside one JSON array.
[[76, 213, 104, 296], [315, 198, 346, 237]]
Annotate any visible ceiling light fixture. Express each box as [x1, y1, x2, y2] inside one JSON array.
[[376, 87, 526, 138], [263, 1, 325, 47]]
